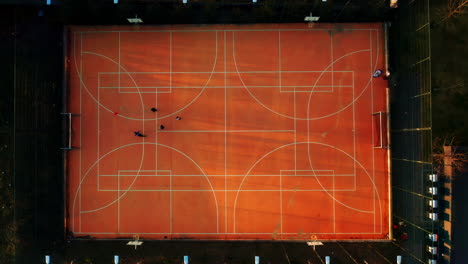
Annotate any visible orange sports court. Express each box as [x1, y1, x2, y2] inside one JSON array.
[[67, 23, 390, 240]]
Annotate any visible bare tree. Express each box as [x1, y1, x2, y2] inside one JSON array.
[[439, 0, 468, 22], [433, 135, 468, 174]]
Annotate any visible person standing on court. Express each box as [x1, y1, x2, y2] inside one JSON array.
[[134, 131, 146, 137], [151, 107, 157, 112], [373, 69, 383, 78]]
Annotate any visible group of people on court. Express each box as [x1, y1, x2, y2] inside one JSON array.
[[133, 108, 182, 137]]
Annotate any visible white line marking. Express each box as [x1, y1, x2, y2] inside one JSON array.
[[232, 38, 370, 120], [224, 30, 228, 234], [170, 31, 172, 93], [117, 170, 120, 232], [170, 162, 172, 233], [155, 130, 294, 133], [97, 69, 101, 193], [99, 174, 354, 177], [99, 85, 352, 89], [76, 32, 218, 121], [72, 29, 387, 236], [99, 70, 353, 74], [232, 141, 380, 234], [168, 30, 172, 234], [74, 142, 220, 231], [353, 72, 357, 191], [302, 31, 384, 234], [331, 30, 336, 233], [370, 30, 376, 233], [73, 231, 382, 235], [278, 30, 283, 237], [99, 190, 356, 192], [117, 31, 121, 233], [376, 29, 382, 234], [72, 34, 149, 233], [78, 29, 379, 33], [79, 33, 83, 232]]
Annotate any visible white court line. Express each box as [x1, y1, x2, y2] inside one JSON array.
[[170, 166, 172, 233], [77, 28, 379, 33], [330, 33, 336, 233], [97, 60, 101, 193], [370, 30, 376, 233], [99, 70, 353, 74], [119, 170, 171, 172], [75, 29, 385, 235], [233, 33, 370, 120], [224, 30, 228, 234], [79, 32, 83, 233], [302, 44, 374, 211], [116, 91, 171, 94], [72, 40, 150, 230], [169, 30, 172, 234], [353, 72, 357, 191], [117, 32, 121, 233], [74, 231, 382, 235], [99, 189, 357, 192], [75, 145, 219, 232], [170, 31, 172, 93], [229, 31, 384, 227], [232, 142, 376, 236], [155, 130, 295, 133], [99, 174, 354, 177], [376, 29, 382, 234], [99, 85, 352, 89], [76, 32, 218, 121], [278, 30, 283, 236]]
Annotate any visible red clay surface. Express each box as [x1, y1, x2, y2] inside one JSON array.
[[67, 23, 389, 240]]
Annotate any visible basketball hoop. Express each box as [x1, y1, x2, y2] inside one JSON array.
[[127, 234, 143, 250], [127, 15, 143, 24], [304, 12, 320, 22], [306, 235, 323, 251]]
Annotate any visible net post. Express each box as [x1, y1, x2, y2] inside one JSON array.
[[373, 111, 386, 148], [61, 112, 74, 150]]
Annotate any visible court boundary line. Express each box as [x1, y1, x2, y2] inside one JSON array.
[[99, 174, 355, 177], [168, 30, 172, 234], [70, 28, 388, 237], [224, 31, 227, 235], [330, 30, 336, 233], [99, 70, 354, 73], [100, 85, 352, 89], [79, 32, 83, 232], [144, 130, 295, 132], [278, 30, 283, 237], [370, 29, 376, 234], [96, 189, 357, 192], [76, 29, 380, 34], [73, 231, 384, 235]]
